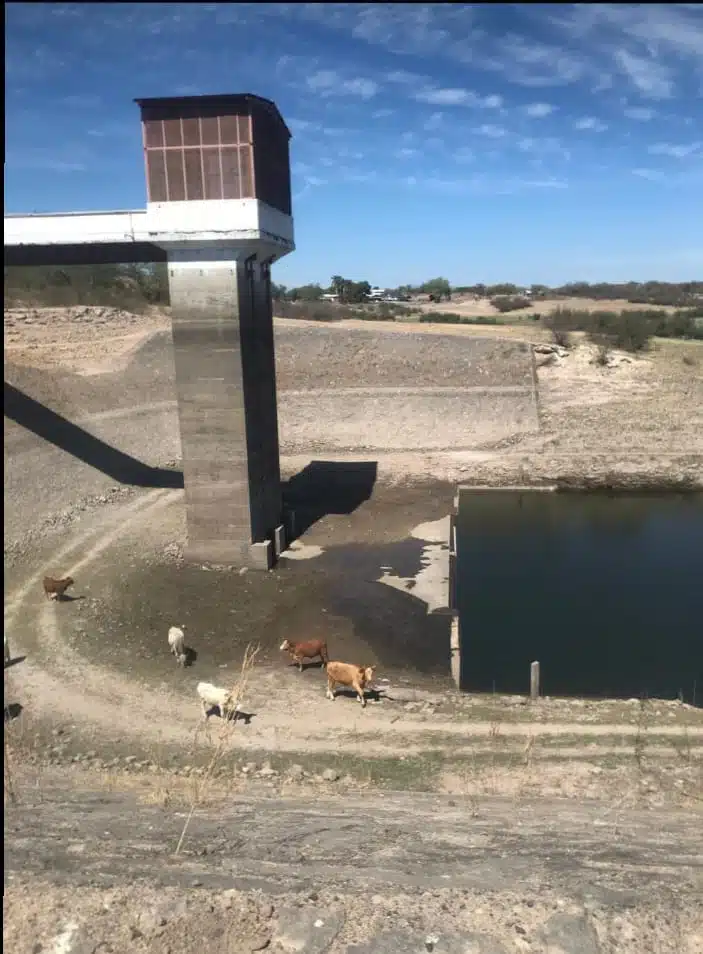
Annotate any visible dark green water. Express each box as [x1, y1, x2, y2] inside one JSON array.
[[456, 491, 703, 703]]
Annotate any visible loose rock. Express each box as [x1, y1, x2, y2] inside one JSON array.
[[273, 906, 344, 954]]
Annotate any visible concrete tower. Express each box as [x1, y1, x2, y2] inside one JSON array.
[[136, 94, 294, 568]]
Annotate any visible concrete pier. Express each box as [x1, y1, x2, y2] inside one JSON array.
[[168, 251, 283, 567]]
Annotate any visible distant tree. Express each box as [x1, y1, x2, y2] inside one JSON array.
[[271, 282, 288, 301], [490, 295, 531, 313], [329, 275, 345, 297], [421, 277, 452, 300], [289, 283, 324, 302], [486, 283, 519, 297], [338, 279, 371, 303]]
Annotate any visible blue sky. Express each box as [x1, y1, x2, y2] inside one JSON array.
[[5, 3, 703, 287]]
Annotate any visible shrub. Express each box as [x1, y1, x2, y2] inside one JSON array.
[[490, 295, 531, 313], [551, 328, 572, 349], [275, 301, 350, 322], [418, 313, 499, 325], [541, 307, 653, 352], [593, 341, 611, 366]]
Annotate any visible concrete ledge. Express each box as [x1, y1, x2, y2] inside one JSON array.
[[458, 484, 559, 493], [182, 538, 273, 570]]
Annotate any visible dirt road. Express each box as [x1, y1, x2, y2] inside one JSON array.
[[4, 772, 703, 953]]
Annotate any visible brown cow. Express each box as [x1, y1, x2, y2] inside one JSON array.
[[280, 638, 329, 671], [325, 661, 376, 707]]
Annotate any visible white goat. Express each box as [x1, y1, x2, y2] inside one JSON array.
[[167, 625, 187, 666], [197, 681, 238, 721], [4, 631, 11, 665]]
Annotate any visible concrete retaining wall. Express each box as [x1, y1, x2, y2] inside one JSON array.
[[5, 324, 540, 546], [278, 386, 538, 453]]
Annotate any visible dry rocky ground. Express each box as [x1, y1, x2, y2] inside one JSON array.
[[4, 304, 703, 953]]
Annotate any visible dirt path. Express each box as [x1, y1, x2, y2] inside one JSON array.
[[4, 772, 703, 954], [5, 487, 702, 818]]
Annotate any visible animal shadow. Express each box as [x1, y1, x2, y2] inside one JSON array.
[[210, 707, 255, 725], [288, 659, 326, 672], [332, 687, 383, 703], [183, 647, 197, 667], [54, 593, 85, 603], [4, 702, 24, 723], [4, 655, 27, 670], [204, 706, 255, 725]]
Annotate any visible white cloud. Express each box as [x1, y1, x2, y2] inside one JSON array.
[[371, 108, 394, 119], [565, 5, 703, 59], [414, 87, 472, 106], [287, 118, 322, 134], [613, 50, 674, 99], [475, 124, 508, 138], [423, 111, 444, 131], [573, 116, 609, 132], [631, 164, 703, 186], [623, 106, 656, 120], [5, 146, 90, 172], [306, 70, 379, 99], [485, 34, 592, 88], [60, 94, 101, 108], [517, 136, 572, 161], [648, 141, 702, 158], [413, 87, 502, 108], [342, 77, 380, 99], [385, 69, 426, 85], [403, 173, 569, 195], [524, 102, 555, 118], [632, 167, 665, 181]]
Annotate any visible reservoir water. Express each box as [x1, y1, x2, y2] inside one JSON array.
[[456, 490, 703, 704]]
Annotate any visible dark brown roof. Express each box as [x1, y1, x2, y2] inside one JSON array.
[[134, 93, 291, 138]]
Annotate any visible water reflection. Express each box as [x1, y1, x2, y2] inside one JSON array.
[[456, 490, 703, 703]]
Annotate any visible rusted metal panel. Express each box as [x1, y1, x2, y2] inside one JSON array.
[[201, 115, 219, 146], [163, 117, 183, 148], [221, 146, 241, 200], [239, 145, 253, 199], [165, 149, 186, 201], [144, 119, 164, 148], [219, 113, 240, 145], [182, 116, 200, 147], [183, 148, 204, 201], [146, 149, 168, 203], [202, 147, 222, 200]]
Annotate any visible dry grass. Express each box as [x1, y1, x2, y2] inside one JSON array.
[[174, 642, 260, 854], [4, 728, 18, 806]]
